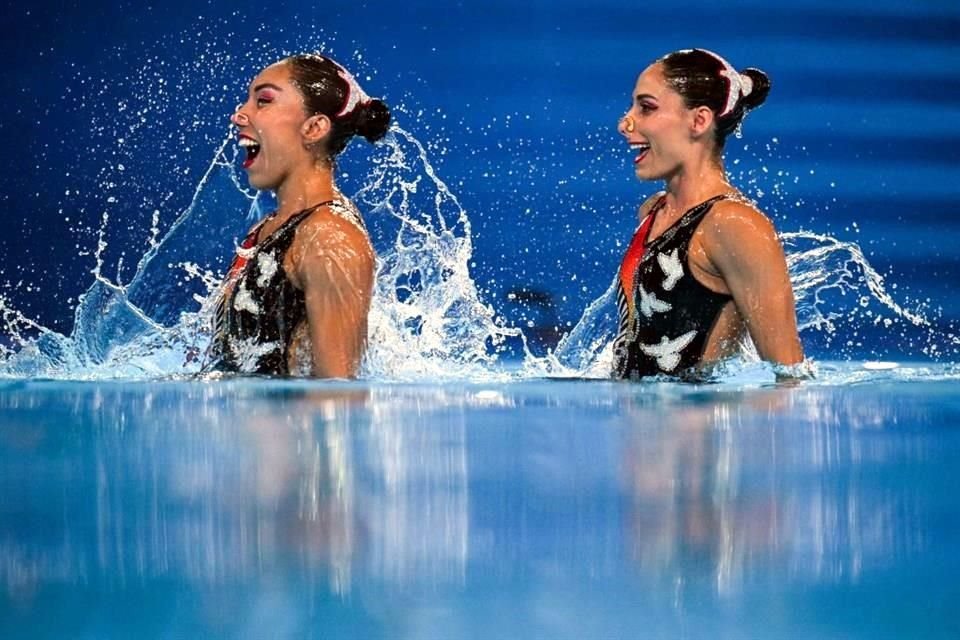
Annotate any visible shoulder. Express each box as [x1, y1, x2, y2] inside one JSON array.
[[290, 204, 374, 284], [245, 217, 268, 238], [702, 195, 778, 245], [294, 203, 372, 255], [638, 190, 666, 222], [699, 196, 784, 269]]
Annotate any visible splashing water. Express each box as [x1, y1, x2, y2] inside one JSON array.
[[781, 231, 949, 360], [357, 127, 522, 380], [2, 118, 958, 382], [541, 229, 960, 380], [0, 35, 956, 382], [0, 123, 525, 380]]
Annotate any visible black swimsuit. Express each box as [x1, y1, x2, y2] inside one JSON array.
[[205, 199, 366, 375], [612, 195, 733, 379]]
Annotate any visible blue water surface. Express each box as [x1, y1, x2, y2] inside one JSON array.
[[2, 375, 959, 639]]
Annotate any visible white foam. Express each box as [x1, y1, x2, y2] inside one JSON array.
[[862, 361, 899, 371]]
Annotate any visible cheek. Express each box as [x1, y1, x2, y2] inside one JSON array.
[[651, 112, 678, 129], [638, 112, 667, 134], [257, 112, 305, 140], [652, 118, 686, 143]]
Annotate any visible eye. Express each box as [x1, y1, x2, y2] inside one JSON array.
[[256, 93, 274, 106], [639, 102, 656, 114]]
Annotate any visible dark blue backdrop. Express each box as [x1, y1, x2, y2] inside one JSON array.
[[2, 0, 958, 358]]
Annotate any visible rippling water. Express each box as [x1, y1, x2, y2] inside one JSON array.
[[2, 377, 958, 638]]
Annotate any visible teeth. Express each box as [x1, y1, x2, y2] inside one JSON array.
[[238, 138, 259, 148], [630, 143, 650, 151]]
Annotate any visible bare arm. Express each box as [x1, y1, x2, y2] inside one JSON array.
[[703, 202, 804, 366], [292, 215, 375, 378]]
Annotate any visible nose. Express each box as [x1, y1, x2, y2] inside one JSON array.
[[231, 107, 250, 127], [618, 114, 635, 136]]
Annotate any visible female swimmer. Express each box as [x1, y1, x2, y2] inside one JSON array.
[[205, 54, 390, 377], [612, 48, 803, 379]]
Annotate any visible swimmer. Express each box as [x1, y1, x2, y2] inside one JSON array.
[[612, 49, 803, 379], [205, 54, 390, 377]]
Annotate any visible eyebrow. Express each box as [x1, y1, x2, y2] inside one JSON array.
[[635, 93, 657, 101], [252, 82, 283, 93]]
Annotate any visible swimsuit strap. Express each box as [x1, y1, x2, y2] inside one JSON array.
[[262, 199, 338, 243], [292, 198, 337, 222], [644, 193, 729, 250], [619, 196, 666, 301]]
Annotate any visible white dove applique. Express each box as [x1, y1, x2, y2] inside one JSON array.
[[256, 252, 279, 288], [638, 284, 671, 318], [638, 330, 696, 372], [657, 249, 683, 291], [232, 279, 259, 315]]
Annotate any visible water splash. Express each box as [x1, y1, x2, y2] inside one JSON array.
[[0, 122, 525, 380], [2, 119, 958, 382], [782, 231, 952, 361], [0, 134, 253, 378], [358, 127, 522, 380], [4, 117, 959, 383], [542, 232, 959, 379]]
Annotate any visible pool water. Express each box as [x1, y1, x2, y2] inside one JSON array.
[[2, 373, 958, 638]]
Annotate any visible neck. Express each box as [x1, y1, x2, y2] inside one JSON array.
[[274, 162, 337, 220], [661, 153, 732, 217]]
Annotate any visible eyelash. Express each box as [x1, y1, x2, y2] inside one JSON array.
[[256, 96, 273, 106]]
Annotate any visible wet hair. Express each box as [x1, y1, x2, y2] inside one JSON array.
[[658, 49, 770, 150], [285, 53, 391, 158]]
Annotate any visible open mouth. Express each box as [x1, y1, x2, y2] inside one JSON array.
[[630, 142, 651, 164], [239, 136, 261, 169]]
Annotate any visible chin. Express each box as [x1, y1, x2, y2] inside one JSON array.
[[634, 164, 668, 183], [246, 173, 277, 192], [633, 167, 656, 182]]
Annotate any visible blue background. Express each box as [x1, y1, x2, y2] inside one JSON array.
[[2, 0, 958, 358]]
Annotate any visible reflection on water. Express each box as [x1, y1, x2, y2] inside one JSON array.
[[620, 387, 933, 596], [0, 380, 957, 637], [1, 383, 471, 593]]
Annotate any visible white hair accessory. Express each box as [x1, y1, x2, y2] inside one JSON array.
[[699, 49, 751, 118], [334, 65, 371, 118]]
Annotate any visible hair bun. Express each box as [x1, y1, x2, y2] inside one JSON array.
[[354, 98, 391, 143], [739, 68, 771, 111]]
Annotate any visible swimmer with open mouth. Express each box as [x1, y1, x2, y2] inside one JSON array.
[[610, 49, 805, 380], [204, 53, 390, 378]]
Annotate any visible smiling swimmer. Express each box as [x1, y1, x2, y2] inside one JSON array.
[[611, 49, 804, 379]]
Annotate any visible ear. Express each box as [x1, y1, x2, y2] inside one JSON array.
[[689, 106, 715, 140], [301, 114, 332, 145]]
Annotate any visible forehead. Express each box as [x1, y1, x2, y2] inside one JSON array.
[[633, 63, 670, 97], [248, 62, 293, 90]]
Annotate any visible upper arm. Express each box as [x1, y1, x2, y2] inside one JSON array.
[[292, 215, 375, 378], [702, 202, 804, 366]]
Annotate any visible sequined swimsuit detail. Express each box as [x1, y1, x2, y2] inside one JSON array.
[[612, 195, 732, 379], [206, 198, 366, 375]]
